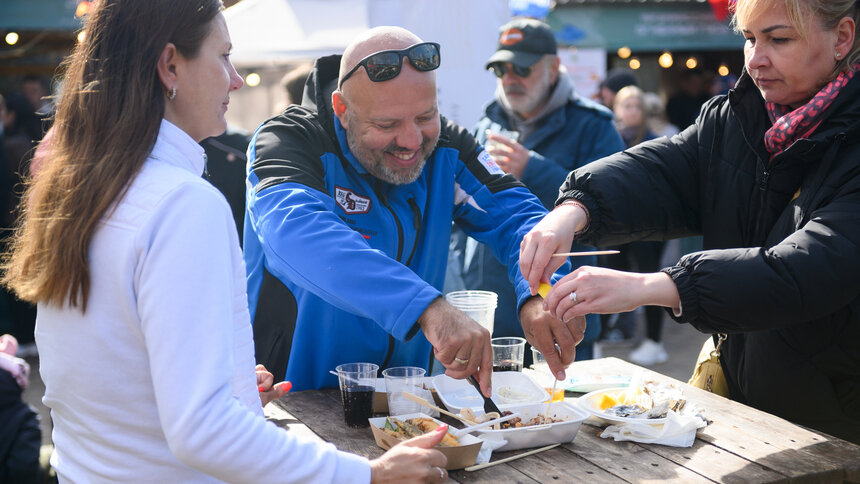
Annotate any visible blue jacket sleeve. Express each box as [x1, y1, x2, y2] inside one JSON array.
[[449, 137, 570, 311]]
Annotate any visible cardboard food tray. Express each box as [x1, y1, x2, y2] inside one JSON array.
[[372, 377, 440, 413], [368, 413, 483, 470], [474, 401, 589, 452]]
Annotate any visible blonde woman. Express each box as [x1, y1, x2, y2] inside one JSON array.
[[521, 0, 860, 443]]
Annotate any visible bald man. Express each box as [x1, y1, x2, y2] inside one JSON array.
[[244, 27, 578, 393]]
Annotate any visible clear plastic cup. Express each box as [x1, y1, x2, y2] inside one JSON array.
[[335, 362, 378, 428], [484, 128, 520, 152], [445, 290, 498, 335], [382, 366, 426, 416], [491, 337, 526, 372], [531, 348, 565, 402]]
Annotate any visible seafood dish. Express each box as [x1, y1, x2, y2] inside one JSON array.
[[497, 410, 564, 429], [473, 401, 589, 452], [380, 417, 461, 446], [599, 380, 686, 419], [579, 380, 706, 426]]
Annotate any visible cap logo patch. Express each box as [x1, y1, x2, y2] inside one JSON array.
[[335, 186, 371, 214], [499, 28, 524, 46]]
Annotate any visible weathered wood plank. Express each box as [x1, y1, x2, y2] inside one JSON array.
[[568, 422, 713, 482], [264, 399, 325, 444], [507, 445, 623, 483], [275, 389, 385, 458], [645, 433, 786, 483], [269, 358, 860, 483], [449, 462, 539, 483], [575, 358, 860, 482]]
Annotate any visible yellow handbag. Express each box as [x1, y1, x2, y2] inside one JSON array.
[[688, 333, 729, 397]]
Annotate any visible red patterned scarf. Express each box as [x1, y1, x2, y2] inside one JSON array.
[[764, 68, 856, 158]]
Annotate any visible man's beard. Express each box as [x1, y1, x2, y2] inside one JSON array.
[[346, 118, 437, 185]]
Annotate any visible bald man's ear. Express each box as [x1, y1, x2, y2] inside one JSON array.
[[332, 91, 348, 127]]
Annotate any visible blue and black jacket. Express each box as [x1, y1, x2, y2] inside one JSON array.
[[243, 55, 561, 390]]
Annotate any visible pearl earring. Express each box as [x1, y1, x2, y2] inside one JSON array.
[[836, 52, 842, 59], [168, 86, 177, 100]]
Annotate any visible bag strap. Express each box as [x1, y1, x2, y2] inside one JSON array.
[[710, 333, 727, 358]]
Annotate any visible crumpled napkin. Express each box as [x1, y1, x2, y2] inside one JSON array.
[[475, 438, 507, 464], [599, 408, 708, 447]]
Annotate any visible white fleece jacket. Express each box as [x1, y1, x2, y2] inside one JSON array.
[[37, 119, 370, 483]]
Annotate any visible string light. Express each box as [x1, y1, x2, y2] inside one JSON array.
[[5, 32, 19, 46], [617, 46, 631, 59], [75, 1, 91, 17], [245, 72, 261, 87], [686, 57, 699, 69], [629, 58, 641, 70], [658, 52, 674, 69], [718, 64, 730, 76]]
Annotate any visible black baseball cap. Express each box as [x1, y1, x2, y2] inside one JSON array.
[[486, 18, 557, 69]]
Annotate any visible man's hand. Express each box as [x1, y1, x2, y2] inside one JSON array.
[[519, 296, 583, 380], [418, 298, 493, 397], [486, 134, 530, 180]]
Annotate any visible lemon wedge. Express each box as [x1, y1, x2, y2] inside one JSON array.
[[599, 393, 618, 410], [538, 282, 552, 298]]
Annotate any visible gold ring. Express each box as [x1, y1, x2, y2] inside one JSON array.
[[454, 357, 469, 365]]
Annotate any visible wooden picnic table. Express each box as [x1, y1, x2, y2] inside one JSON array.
[[264, 357, 860, 483]]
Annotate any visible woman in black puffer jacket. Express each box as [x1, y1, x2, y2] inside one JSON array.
[[519, 0, 860, 444]]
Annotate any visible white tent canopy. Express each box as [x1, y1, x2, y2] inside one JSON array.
[[225, 0, 370, 67], [224, 0, 509, 130]]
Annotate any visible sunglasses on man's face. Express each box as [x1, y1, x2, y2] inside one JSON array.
[[489, 62, 533, 79], [339, 42, 441, 88]]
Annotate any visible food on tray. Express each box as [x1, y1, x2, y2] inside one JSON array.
[[459, 408, 499, 424], [498, 410, 563, 428], [601, 381, 686, 419], [381, 418, 461, 447]]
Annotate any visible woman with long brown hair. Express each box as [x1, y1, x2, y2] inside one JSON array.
[[2, 1, 449, 481], [521, 0, 860, 443]]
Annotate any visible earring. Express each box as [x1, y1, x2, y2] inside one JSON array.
[[168, 86, 177, 100], [836, 52, 842, 59]]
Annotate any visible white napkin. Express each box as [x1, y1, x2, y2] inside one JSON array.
[[475, 438, 507, 464], [599, 409, 707, 447]]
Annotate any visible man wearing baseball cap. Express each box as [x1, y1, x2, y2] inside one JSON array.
[[449, 18, 625, 364]]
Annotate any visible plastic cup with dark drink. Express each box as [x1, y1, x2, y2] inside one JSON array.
[[335, 362, 378, 428], [491, 337, 526, 372]]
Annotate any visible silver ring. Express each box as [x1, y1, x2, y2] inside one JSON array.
[[436, 466, 445, 480], [454, 357, 469, 365], [569, 291, 578, 304]]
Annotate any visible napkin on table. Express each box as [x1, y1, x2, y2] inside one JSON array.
[[599, 408, 708, 447]]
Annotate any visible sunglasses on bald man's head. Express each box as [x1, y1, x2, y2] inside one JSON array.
[[339, 42, 441, 88], [489, 62, 533, 79]]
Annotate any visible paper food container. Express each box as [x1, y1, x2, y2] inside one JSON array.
[[368, 413, 483, 470], [432, 371, 549, 414], [474, 401, 589, 452], [372, 377, 440, 413]]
